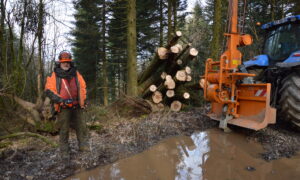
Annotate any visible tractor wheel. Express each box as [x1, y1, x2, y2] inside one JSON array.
[[279, 72, 300, 128]]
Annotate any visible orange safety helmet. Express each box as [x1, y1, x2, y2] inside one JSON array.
[[58, 51, 72, 63]]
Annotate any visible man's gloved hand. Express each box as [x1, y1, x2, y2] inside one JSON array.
[[63, 99, 73, 107], [81, 102, 88, 110]]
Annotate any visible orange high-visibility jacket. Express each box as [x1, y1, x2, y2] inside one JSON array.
[[45, 71, 86, 112]]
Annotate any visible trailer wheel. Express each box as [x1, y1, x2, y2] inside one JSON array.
[[279, 72, 300, 128]]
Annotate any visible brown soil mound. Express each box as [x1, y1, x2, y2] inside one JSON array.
[[108, 96, 152, 118]]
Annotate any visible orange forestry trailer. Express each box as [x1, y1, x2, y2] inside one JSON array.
[[200, 0, 300, 131]]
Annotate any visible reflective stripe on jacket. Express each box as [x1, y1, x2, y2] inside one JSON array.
[[45, 71, 86, 111], [60, 78, 79, 105]]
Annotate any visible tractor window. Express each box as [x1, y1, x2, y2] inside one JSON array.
[[263, 22, 300, 62]]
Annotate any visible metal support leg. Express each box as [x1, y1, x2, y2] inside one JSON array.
[[219, 114, 233, 133]]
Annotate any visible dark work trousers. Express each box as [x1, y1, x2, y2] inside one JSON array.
[[57, 108, 88, 152]]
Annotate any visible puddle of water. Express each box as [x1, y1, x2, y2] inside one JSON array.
[[67, 129, 300, 180]]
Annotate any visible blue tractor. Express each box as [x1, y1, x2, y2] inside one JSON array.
[[244, 15, 300, 127]]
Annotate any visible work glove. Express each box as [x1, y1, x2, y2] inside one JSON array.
[[81, 102, 88, 110]]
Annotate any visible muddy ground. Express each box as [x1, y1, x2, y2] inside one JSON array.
[[0, 108, 300, 180]]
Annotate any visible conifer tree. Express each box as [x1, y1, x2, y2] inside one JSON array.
[[127, 0, 138, 96], [72, 0, 102, 100], [209, 0, 222, 60]]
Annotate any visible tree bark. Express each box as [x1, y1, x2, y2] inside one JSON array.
[[270, 0, 275, 21], [159, 0, 164, 46], [18, 0, 27, 65], [0, 132, 58, 147], [102, 0, 108, 105], [127, 0, 138, 96], [0, 0, 6, 71], [0, 93, 41, 123], [210, 0, 222, 60], [172, 0, 177, 31], [137, 48, 169, 86], [138, 63, 167, 95], [36, 0, 44, 107], [167, 0, 173, 42]]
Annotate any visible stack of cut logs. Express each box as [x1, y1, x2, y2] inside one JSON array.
[[137, 31, 199, 112]]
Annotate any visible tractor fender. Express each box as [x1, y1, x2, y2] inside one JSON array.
[[276, 51, 300, 68], [243, 55, 269, 68]]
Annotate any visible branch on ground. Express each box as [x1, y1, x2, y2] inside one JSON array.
[[0, 132, 58, 148]]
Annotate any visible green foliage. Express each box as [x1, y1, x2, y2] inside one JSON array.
[[0, 142, 12, 149], [72, 0, 188, 101], [289, 0, 300, 14], [35, 121, 58, 134], [184, 2, 209, 80], [71, 0, 102, 100], [83, 104, 108, 123], [88, 124, 103, 131]]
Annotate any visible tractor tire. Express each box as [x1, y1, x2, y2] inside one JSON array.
[[279, 72, 300, 128]]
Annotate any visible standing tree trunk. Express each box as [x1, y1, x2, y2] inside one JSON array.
[[270, 0, 275, 21], [172, 0, 177, 31], [210, 0, 222, 61], [102, 0, 108, 106], [0, 0, 6, 71], [36, 0, 44, 107], [126, 0, 138, 96], [167, 0, 173, 42], [159, 0, 164, 46], [18, 0, 27, 65]]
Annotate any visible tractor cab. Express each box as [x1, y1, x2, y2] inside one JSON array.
[[244, 15, 300, 68]]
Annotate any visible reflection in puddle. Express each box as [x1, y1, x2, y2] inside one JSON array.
[[68, 129, 300, 180], [175, 132, 209, 180]]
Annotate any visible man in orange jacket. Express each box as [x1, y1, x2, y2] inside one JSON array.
[[45, 51, 89, 160]]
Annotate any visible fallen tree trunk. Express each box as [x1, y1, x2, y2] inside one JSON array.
[[186, 75, 192, 82], [165, 31, 182, 49], [138, 31, 182, 84], [165, 44, 193, 77], [109, 95, 152, 117], [138, 48, 168, 84], [0, 132, 58, 147], [164, 75, 176, 89], [185, 66, 191, 74], [175, 70, 187, 82], [152, 91, 163, 104], [149, 85, 157, 92], [138, 64, 167, 95], [183, 92, 190, 99], [170, 100, 182, 112], [0, 93, 41, 123], [166, 90, 175, 98], [170, 44, 183, 54]]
